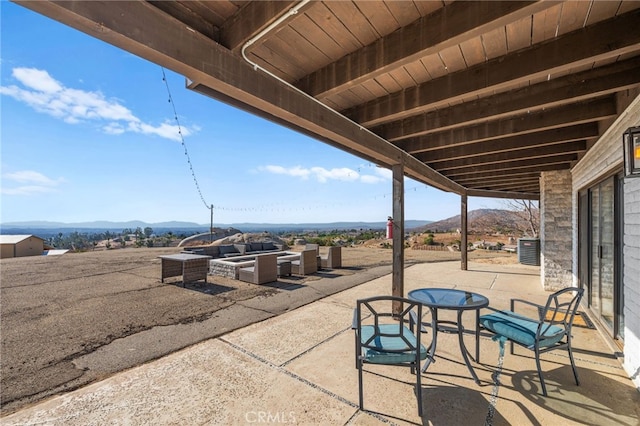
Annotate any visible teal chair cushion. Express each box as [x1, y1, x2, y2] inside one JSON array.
[[479, 310, 565, 349], [360, 324, 428, 364]]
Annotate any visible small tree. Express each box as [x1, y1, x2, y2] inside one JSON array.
[[504, 199, 540, 238], [144, 227, 153, 238]]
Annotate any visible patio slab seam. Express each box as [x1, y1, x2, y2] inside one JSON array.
[[217, 337, 359, 408]]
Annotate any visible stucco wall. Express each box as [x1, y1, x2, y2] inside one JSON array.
[[571, 92, 640, 389], [540, 170, 573, 291], [15, 237, 44, 257], [0, 244, 15, 259]]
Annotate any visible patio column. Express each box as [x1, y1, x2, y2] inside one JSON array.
[[461, 193, 468, 270], [392, 162, 404, 315]]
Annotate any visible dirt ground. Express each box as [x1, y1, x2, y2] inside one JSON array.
[[0, 245, 516, 415]]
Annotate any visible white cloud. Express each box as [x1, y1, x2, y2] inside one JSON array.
[[1, 170, 65, 195], [0, 67, 194, 142], [259, 165, 390, 184]]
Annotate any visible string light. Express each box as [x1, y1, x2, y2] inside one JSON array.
[[161, 69, 434, 216], [161, 68, 211, 211]]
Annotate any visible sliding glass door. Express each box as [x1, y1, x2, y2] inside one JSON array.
[[580, 174, 622, 340]]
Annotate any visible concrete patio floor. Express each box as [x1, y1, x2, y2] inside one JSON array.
[[3, 261, 639, 425]]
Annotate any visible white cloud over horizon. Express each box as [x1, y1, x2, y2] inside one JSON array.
[[0, 67, 194, 142], [259, 165, 391, 184], [1, 170, 66, 195]]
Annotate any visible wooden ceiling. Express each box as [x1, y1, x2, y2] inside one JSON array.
[[18, 1, 640, 199]]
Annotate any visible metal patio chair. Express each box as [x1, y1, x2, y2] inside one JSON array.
[[478, 287, 584, 396], [353, 296, 428, 416]]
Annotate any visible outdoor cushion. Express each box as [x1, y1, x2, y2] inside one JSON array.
[[250, 242, 263, 251], [219, 245, 239, 255], [360, 324, 428, 364], [479, 310, 565, 349], [262, 241, 276, 250]]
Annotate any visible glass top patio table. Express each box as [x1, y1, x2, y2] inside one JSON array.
[[408, 288, 489, 383], [407, 288, 489, 310]]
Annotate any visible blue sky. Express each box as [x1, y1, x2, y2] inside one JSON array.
[[1, 2, 506, 225]]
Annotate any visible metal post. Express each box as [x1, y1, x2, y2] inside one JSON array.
[[210, 204, 214, 242], [392, 162, 404, 315], [461, 194, 468, 270]]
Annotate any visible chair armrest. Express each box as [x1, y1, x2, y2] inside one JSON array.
[[352, 308, 358, 330], [511, 298, 545, 320]]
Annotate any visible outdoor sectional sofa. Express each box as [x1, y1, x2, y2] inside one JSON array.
[[184, 242, 283, 259]]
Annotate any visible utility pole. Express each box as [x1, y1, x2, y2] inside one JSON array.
[[210, 204, 214, 242]]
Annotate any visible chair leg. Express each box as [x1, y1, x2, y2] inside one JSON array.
[[416, 362, 423, 417], [534, 346, 547, 396], [358, 363, 364, 411], [567, 336, 580, 386]]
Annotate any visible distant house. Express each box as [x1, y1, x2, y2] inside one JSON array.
[[0, 235, 45, 259]]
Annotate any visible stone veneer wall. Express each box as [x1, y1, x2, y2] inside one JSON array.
[[540, 170, 573, 291]]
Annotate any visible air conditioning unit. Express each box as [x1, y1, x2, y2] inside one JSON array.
[[518, 238, 540, 266]]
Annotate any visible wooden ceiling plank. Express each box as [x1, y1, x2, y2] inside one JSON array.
[[384, 1, 422, 27], [556, 1, 592, 36], [415, 124, 598, 161], [373, 73, 402, 95], [250, 37, 304, 81], [289, 14, 344, 62], [378, 57, 640, 141], [412, 0, 446, 17], [437, 44, 467, 74], [459, 37, 486, 66], [305, 2, 362, 53], [586, 1, 623, 25], [359, 78, 388, 99], [402, 60, 432, 86], [423, 141, 587, 170], [506, 15, 533, 52], [15, 0, 464, 195], [221, 0, 299, 51], [532, 3, 562, 44], [420, 53, 448, 80], [387, 66, 417, 91], [262, 28, 328, 79], [297, 1, 559, 98], [394, 97, 616, 153], [349, 8, 640, 127], [323, 1, 378, 46], [354, 1, 400, 37], [619, 1, 640, 14], [481, 26, 508, 60]]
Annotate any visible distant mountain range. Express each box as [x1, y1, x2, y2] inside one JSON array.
[[1, 208, 532, 235], [0, 219, 432, 233]]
